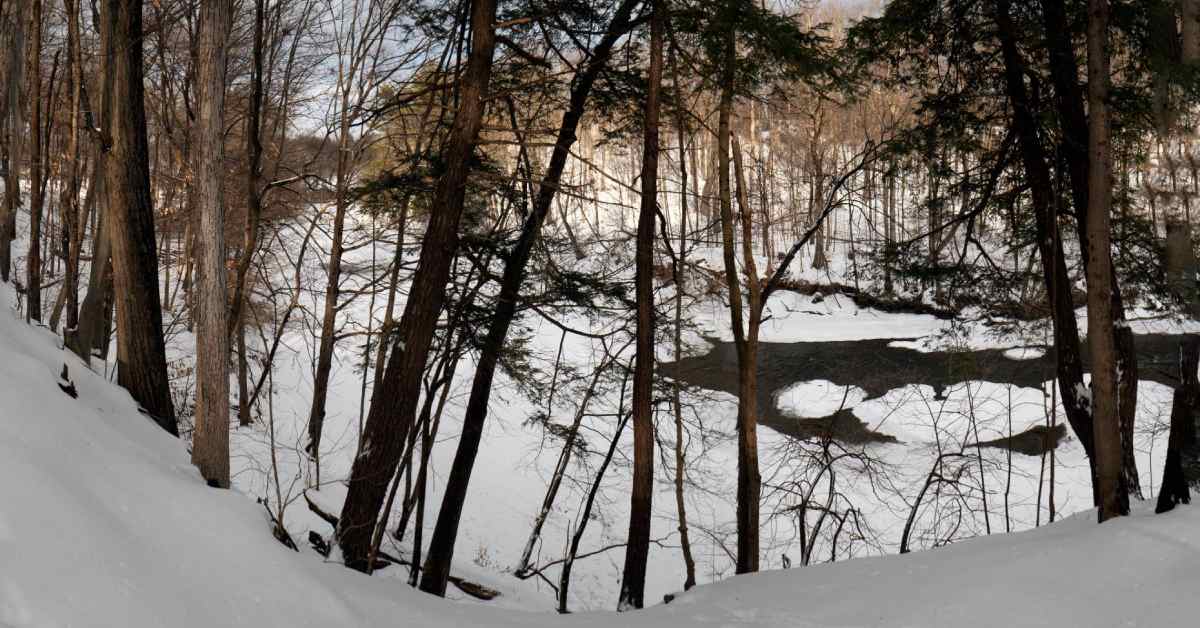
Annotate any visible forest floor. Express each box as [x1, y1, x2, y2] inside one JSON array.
[[3, 278, 1198, 627]]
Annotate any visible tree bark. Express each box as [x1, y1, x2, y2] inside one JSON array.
[[668, 32, 697, 591], [0, 2, 24, 283], [996, 0, 1098, 488], [618, 0, 661, 611], [60, 0, 84, 345], [25, 0, 43, 322], [1156, 335, 1198, 513], [718, 18, 760, 574], [101, 0, 177, 434], [1040, 0, 1139, 498], [1086, 0, 1127, 521], [191, 0, 232, 488], [336, 0, 499, 571], [1184, 0, 1200, 63]]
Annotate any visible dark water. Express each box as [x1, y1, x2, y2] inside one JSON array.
[[660, 333, 1193, 454]]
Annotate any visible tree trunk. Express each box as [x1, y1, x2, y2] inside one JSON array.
[[731, 131, 762, 576], [1156, 335, 1198, 513], [101, 0, 177, 434], [416, 0, 640, 596], [191, 0, 232, 488], [668, 33, 697, 592], [1040, 0, 1139, 498], [306, 101, 352, 474], [0, 3, 24, 284], [25, 0, 43, 322], [996, 0, 1098, 487], [336, 0, 499, 571], [1086, 0, 1127, 521], [618, 0, 661, 611], [228, 0, 265, 341], [1184, 0, 1200, 63], [60, 0, 84, 345], [718, 21, 760, 574]]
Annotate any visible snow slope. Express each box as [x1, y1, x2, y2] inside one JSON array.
[[2, 283, 1199, 628]]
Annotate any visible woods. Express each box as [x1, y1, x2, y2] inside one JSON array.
[[2, 0, 1200, 616]]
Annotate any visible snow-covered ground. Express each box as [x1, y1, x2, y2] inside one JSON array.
[[142, 205, 1191, 611], [3, 278, 1198, 627]]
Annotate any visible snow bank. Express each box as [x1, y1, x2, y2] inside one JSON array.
[[2, 283, 1198, 628]]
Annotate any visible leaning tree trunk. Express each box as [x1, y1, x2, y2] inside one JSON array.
[[191, 0, 232, 488], [100, 0, 177, 434], [416, 0, 641, 597], [668, 33, 697, 591], [336, 0, 499, 571], [618, 0, 661, 611]]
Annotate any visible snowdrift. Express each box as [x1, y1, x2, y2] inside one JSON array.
[[2, 286, 1197, 628]]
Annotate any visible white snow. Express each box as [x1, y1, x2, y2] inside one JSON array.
[[3, 282, 1200, 627], [775, 380, 868, 417]]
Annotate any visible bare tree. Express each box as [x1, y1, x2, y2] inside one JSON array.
[[1085, 0, 1126, 521], [191, 0, 234, 488], [336, 0, 499, 571], [25, 0, 43, 321], [101, 0, 177, 433], [619, 0, 662, 610]]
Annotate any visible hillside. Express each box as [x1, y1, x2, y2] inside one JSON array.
[[2, 283, 1197, 627]]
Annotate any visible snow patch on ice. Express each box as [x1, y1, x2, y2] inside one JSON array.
[[775, 380, 868, 417]]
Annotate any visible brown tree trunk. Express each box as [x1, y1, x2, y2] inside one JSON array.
[[60, 0, 84, 344], [228, 0, 265, 341], [25, 0, 43, 322], [1156, 335, 1198, 513], [1040, 0, 1140, 498], [101, 0, 177, 434], [0, 2, 24, 283], [731, 130, 762, 575], [1086, 0, 1127, 521], [618, 0, 661, 611], [73, 154, 112, 362], [191, 0, 232, 488], [668, 32, 697, 592], [717, 22, 759, 574], [1184, 0, 1200, 64], [336, 0, 499, 571], [996, 0, 1098, 489], [416, 0, 640, 596], [306, 113, 351, 474]]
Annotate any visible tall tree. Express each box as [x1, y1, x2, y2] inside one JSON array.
[[191, 0, 233, 488], [1086, 0, 1127, 521], [306, 0, 406, 475], [668, 29, 697, 592], [717, 14, 761, 574], [0, 0, 23, 283], [417, 0, 642, 595], [1039, 0, 1140, 498], [336, 0, 500, 570], [996, 0, 1099, 497], [619, 0, 662, 611], [101, 0, 177, 434], [25, 0, 43, 322], [59, 0, 85, 345]]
